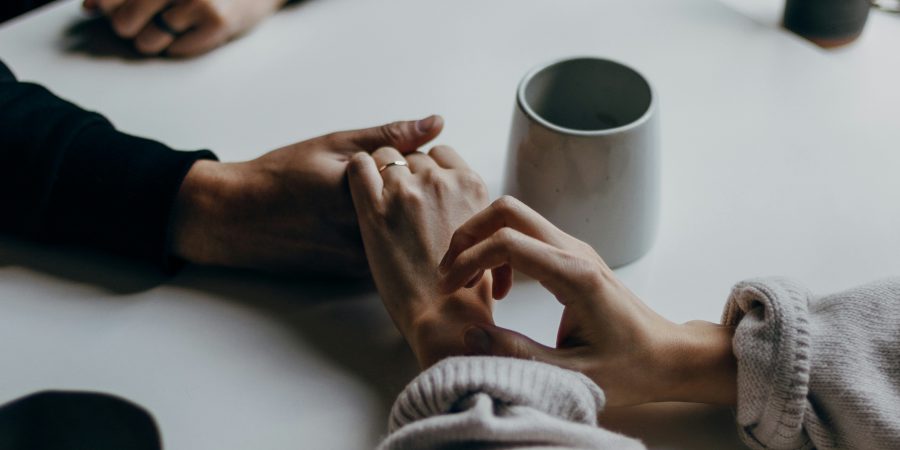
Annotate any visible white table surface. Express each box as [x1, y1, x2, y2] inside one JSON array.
[[1, 1, 898, 449]]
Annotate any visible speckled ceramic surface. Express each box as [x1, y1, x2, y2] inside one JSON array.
[[503, 57, 660, 268]]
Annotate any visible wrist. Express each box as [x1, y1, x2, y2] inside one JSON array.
[[654, 321, 737, 405], [405, 280, 494, 368], [170, 160, 248, 266]]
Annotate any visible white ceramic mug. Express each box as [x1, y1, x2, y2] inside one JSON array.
[[502, 57, 659, 268]]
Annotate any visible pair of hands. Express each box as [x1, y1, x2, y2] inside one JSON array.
[[83, 0, 284, 56], [343, 139, 737, 407], [173, 115, 736, 407]]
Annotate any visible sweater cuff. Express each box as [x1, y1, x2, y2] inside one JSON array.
[[722, 278, 814, 450], [388, 356, 605, 433]]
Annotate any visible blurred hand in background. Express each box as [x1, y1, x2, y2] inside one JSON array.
[[83, 0, 287, 56]]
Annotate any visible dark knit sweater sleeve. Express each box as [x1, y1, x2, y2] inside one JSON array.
[[0, 59, 217, 268]]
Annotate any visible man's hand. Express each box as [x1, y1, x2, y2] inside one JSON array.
[[170, 116, 444, 275], [83, 0, 286, 56]]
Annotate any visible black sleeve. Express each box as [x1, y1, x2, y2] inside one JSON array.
[[0, 59, 217, 268]]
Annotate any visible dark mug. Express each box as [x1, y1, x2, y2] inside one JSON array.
[[783, 0, 871, 47]]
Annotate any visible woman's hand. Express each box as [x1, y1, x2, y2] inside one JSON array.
[[438, 196, 737, 406], [84, 0, 285, 56], [170, 116, 444, 276], [347, 145, 493, 368]]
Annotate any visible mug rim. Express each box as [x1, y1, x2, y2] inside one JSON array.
[[516, 56, 657, 137]]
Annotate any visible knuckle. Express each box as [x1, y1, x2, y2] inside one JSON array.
[[493, 195, 521, 215], [134, 33, 166, 55], [112, 17, 137, 38], [379, 122, 406, 145], [429, 144, 454, 156], [135, 41, 159, 54], [395, 183, 424, 204], [458, 170, 488, 198], [423, 168, 449, 188], [563, 253, 604, 288], [346, 154, 368, 175], [576, 241, 600, 258], [493, 227, 519, 247], [160, 10, 180, 28], [97, 0, 121, 13], [450, 228, 477, 252], [457, 169, 483, 187], [371, 146, 397, 158]]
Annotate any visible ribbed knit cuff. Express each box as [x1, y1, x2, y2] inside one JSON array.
[[722, 278, 815, 450], [388, 356, 605, 433]]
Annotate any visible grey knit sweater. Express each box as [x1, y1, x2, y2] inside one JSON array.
[[378, 277, 900, 450]]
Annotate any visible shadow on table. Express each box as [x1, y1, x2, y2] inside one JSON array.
[[171, 263, 421, 440], [0, 237, 417, 444], [0, 237, 166, 295], [0, 238, 752, 448], [61, 16, 143, 61], [202, 268, 426, 444]]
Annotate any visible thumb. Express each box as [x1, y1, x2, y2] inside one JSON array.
[[464, 325, 571, 368], [340, 115, 444, 154]]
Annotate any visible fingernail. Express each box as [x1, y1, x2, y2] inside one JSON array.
[[464, 327, 491, 355], [415, 115, 437, 134]]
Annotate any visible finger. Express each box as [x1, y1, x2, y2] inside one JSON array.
[[134, 23, 175, 55], [491, 264, 513, 300], [346, 153, 382, 209], [439, 196, 567, 271], [111, 0, 171, 38], [464, 271, 484, 289], [428, 145, 469, 170], [160, 1, 202, 33], [337, 115, 444, 155], [404, 152, 438, 173], [465, 325, 573, 369], [83, 0, 99, 12], [371, 147, 411, 183], [166, 26, 226, 57], [96, 0, 127, 14], [440, 228, 584, 304]]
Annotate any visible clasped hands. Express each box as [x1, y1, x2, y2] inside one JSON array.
[[174, 115, 737, 408], [83, 0, 285, 56]]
